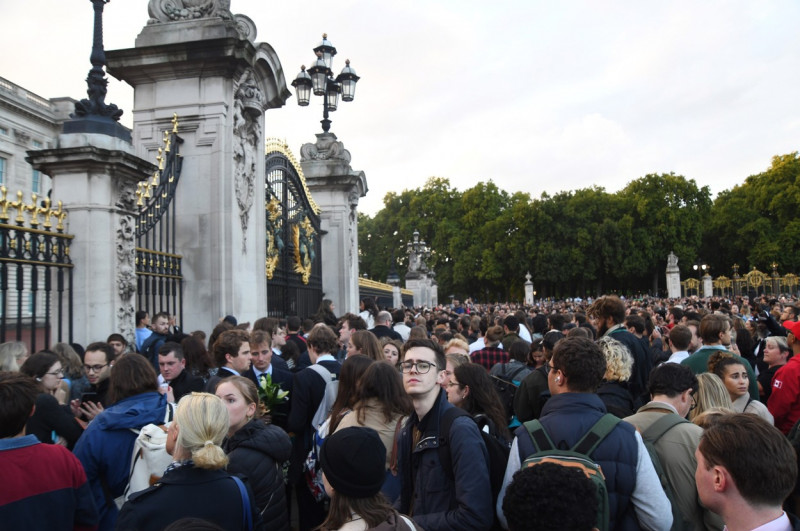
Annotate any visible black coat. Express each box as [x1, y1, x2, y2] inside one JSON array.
[[26, 393, 83, 449], [224, 420, 292, 531], [116, 464, 264, 531], [168, 369, 204, 403], [243, 366, 294, 431]]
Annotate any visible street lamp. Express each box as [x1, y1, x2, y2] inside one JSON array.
[[291, 34, 360, 133], [693, 261, 708, 297]]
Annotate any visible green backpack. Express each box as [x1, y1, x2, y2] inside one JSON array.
[[522, 414, 620, 531]]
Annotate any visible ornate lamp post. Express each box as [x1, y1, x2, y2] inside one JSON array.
[[693, 261, 708, 297], [291, 34, 360, 133]]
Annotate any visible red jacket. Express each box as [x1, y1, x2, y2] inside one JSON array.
[[768, 355, 800, 434]]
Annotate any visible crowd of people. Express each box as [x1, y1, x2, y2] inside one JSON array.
[[2, 292, 800, 531]]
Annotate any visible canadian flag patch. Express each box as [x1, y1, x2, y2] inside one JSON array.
[[774, 380, 783, 389]]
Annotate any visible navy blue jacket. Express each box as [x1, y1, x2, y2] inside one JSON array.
[[73, 391, 168, 530], [516, 392, 640, 531], [396, 390, 493, 531]]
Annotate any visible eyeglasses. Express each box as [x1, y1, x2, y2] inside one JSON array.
[[447, 381, 462, 388], [690, 394, 697, 411], [45, 369, 64, 377], [83, 363, 109, 373], [399, 360, 438, 374]]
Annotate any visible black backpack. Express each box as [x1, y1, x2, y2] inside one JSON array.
[[490, 363, 526, 425], [439, 407, 510, 530]]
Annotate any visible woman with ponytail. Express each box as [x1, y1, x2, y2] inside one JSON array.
[[116, 393, 264, 531]]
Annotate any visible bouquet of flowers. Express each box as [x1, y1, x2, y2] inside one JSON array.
[[257, 373, 290, 418]]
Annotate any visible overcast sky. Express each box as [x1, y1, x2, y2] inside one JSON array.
[[3, 1, 800, 215]]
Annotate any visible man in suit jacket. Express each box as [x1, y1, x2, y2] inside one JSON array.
[[244, 330, 292, 430], [205, 329, 252, 392], [158, 342, 203, 403], [370, 311, 403, 341], [287, 324, 341, 531]]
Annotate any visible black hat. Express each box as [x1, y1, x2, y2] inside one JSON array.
[[319, 427, 386, 498]]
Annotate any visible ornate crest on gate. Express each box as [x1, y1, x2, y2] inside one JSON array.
[[265, 197, 283, 280], [292, 215, 316, 285]]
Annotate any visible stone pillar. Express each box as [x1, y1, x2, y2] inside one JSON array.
[[28, 133, 156, 345], [524, 272, 534, 305], [105, 6, 290, 329], [703, 274, 713, 299], [300, 133, 367, 314], [666, 251, 681, 299]]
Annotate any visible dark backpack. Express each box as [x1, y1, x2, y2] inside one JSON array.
[[491, 364, 526, 425], [639, 414, 693, 531], [522, 414, 620, 531], [439, 407, 510, 530]]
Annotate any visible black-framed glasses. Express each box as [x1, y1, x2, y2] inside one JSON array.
[[83, 363, 109, 373], [400, 360, 437, 374], [45, 368, 64, 377], [690, 394, 697, 411], [447, 381, 462, 388]]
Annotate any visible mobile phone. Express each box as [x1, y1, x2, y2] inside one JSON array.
[[80, 392, 100, 405]]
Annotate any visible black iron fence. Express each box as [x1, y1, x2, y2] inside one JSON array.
[[265, 140, 322, 318], [0, 188, 73, 349], [135, 115, 184, 322]]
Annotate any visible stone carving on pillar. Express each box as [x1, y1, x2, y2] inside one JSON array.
[[115, 179, 138, 344], [300, 135, 351, 163], [232, 68, 264, 254], [148, 0, 232, 22], [348, 190, 359, 268]]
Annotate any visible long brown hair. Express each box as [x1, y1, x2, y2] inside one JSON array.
[[321, 492, 398, 530], [453, 363, 511, 441], [355, 361, 412, 424], [328, 355, 374, 433]]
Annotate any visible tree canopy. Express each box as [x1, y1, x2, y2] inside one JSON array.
[[357, 153, 800, 300]]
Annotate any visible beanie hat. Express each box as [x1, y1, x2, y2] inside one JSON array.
[[319, 427, 386, 498]]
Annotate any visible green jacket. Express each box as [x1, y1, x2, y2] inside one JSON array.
[[680, 347, 759, 400]]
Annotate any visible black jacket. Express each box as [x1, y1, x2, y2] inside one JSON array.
[[26, 393, 83, 449], [168, 369, 204, 403], [243, 366, 293, 431], [116, 464, 264, 531], [224, 420, 292, 531]]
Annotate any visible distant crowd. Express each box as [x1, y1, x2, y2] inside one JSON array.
[[2, 292, 800, 531]]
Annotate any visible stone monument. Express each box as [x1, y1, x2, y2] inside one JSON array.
[[105, 0, 291, 329], [300, 133, 367, 314], [27, 0, 156, 345], [405, 230, 437, 308], [524, 272, 534, 305], [666, 251, 681, 299]]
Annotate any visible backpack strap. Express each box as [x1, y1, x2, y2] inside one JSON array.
[[438, 407, 470, 481], [641, 413, 688, 443], [231, 475, 253, 531], [307, 363, 332, 384], [572, 414, 621, 456], [509, 365, 526, 382], [523, 419, 556, 452]]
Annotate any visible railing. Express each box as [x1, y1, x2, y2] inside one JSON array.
[[0, 187, 73, 349]]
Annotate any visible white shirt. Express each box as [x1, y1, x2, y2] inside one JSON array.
[[667, 351, 690, 364], [253, 365, 273, 380], [724, 511, 792, 531]]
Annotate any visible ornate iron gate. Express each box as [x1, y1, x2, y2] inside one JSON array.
[[135, 115, 184, 322], [265, 139, 322, 318], [0, 189, 73, 349]]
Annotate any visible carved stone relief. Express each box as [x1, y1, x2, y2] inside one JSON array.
[[300, 134, 352, 163], [147, 0, 232, 23], [232, 68, 264, 253]]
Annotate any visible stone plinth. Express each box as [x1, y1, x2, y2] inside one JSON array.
[[105, 12, 290, 329], [27, 133, 156, 345], [703, 274, 713, 299], [666, 252, 681, 299], [300, 133, 367, 314]]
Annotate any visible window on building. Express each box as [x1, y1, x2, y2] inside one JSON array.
[[0, 157, 5, 185], [0, 126, 8, 136], [32, 169, 41, 194], [32, 140, 43, 149]]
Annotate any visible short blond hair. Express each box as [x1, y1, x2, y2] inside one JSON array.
[[175, 392, 229, 469], [596, 336, 632, 382]]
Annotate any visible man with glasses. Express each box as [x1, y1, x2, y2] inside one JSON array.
[[70, 342, 114, 420], [625, 363, 724, 530], [395, 338, 493, 531]]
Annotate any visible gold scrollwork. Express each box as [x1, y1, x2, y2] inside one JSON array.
[[0, 186, 69, 232], [745, 268, 767, 288], [265, 138, 321, 215], [292, 216, 315, 285], [265, 197, 283, 280]]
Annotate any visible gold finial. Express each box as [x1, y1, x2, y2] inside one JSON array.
[[0, 186, 9, 221], [172, 113, 179, 133], [11, 190, 25, 224], [25, 193, 39, 227], [322, 33, 327, 39]]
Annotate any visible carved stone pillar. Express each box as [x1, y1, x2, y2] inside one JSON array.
[[105, 3, 290, 328], [300, 133, 367, 314], [27, 133, 155, 345]]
